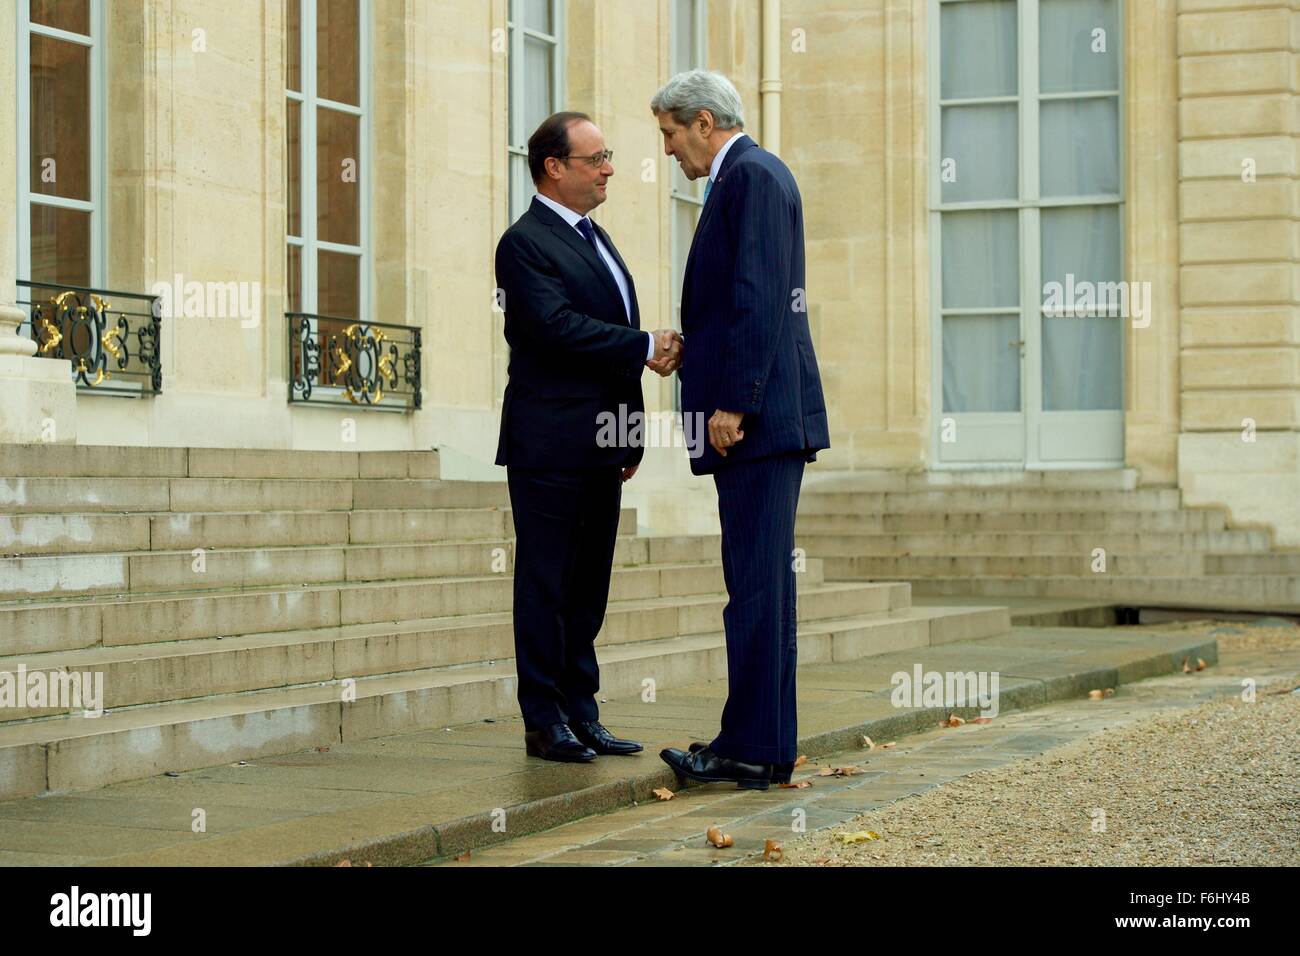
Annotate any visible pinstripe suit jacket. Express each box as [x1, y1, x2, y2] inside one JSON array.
[[679, 134, 830, 476]]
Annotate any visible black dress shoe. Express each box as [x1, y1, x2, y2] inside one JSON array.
[[660, 745, 771, 790], [524, 723, 597, 763], [572, 720, 643, 755], [688, 740, 795, 784]]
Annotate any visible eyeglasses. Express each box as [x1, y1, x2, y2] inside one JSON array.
[[564, 149, 614, 168]]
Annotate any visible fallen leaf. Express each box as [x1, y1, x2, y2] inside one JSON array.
[[315, 746, 330, 753], [1088, 689, 1104, 700], [812, 857, 831, 865], [706, 826, 733, 848], [1196, 658, 1207, 671], [818, 766, 863, 777], [971, 717, 992, 724], [793, 755, 808, 768], [763, 840, 783, 862], [838, 830, 881, 845], [454, 851, 471, 862], [1182, 657, 1192, 674], [336, 860, 352, 867], [780, 780, 812, 789], [652, 787, 676, 801], [861, 735, 875, 750]]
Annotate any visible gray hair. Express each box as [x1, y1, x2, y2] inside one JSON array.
[[649, 69, 745, 130]]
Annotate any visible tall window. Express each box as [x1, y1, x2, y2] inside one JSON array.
[[507, 0, 564, 223], [286, 0, 370, 383], [669, 0, 707, 409], [18, 0, 105, 287], [933, 0, 1123, 464]]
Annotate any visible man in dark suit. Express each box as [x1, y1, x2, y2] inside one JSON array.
[[650, 71, 830, 789], [495, 111, 683, 763]]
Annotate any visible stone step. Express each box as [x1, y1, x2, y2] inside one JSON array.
[[0, 444, 440, 480], [0, 506, 647, 557], [1205, 552, 1300, 574], [804, 468, 1140, 492], [824, 553, 1208, 577], [798, 487, 1184, 514], [798, 529, 1272, 556], [0, 557, 847, 658], [901, 575, 1300, 612], [797, 509, 1227, 534], [0, 579, 910, 719], [0, 477, 508, 515], [0, 599, 1004, 799], [0, 523, 705, 601]]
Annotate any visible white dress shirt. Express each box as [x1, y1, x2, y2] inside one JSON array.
[[708, 131, 745, 189], [533, 192, 655, 362]]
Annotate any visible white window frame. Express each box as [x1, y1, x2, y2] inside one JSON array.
[[507, 0, 565, 223], [287, 0, 372, 396], [16, 0, 107, 286], [927, 0, 1126, 469]]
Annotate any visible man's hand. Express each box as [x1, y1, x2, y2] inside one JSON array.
[[708, 409, 745, 456], [621, 464, 639, 483], [646, 329, 683, 376]]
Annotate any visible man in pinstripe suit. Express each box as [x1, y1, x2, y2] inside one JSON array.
[[651, 71, 830, 790]]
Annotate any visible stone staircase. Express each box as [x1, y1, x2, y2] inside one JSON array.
[[0, 445, 1009, 801], [797, 469, 1300, 613]]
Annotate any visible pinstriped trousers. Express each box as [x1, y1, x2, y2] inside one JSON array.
[[708, 451, 806, 764]]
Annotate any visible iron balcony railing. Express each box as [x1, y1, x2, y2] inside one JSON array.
[[287, 312, 421, 411], [16, 280, 162, 395]]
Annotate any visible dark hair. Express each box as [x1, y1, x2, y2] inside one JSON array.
[[527, 111, 590, 185]]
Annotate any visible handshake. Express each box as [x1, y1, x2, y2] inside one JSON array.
[[646, 329, 684, 376]]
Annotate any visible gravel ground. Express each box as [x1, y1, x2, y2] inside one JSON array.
[[757, 621, 1300, 867]]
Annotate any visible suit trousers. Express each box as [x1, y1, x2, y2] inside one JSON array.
[[708, 451, 806, 764], [507, 465, 623, 732]]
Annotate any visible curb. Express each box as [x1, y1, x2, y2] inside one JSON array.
[[272, 632, 1219, 867]]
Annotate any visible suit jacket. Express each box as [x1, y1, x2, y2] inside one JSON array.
[[494, 196, 648, 469], [678, 133, 830, 476]]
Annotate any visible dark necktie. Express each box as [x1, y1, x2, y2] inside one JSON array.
[[576, 217, 625, 311]]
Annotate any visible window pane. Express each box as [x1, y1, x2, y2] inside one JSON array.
[[30, 0, 90, 35], [317, 250, 359, 386], [1042, 315, 1122, 410], [1040, 0, 1119, 94], [672, 200, 699, 309], [940, 0, 1016, 99], [287, 244, 301, 314], [317, 107, 360, 245], [1040, 97, 1119, 196], [318, 249, 359, 318], [30, 35, 90, 201], [942, 315, 1021, 412], [316, 0, 359, 106], [286, 0, 301, 92], [523, 35, 553, 131], [1041, 205, 1121, 296], [30, 204, 91, 286], [940, 103, 1018, 202], [672, 0, 696, 73], [287, 100, 301, 236], [941, 210, 1019, 310], [518, 0, 552, 33]]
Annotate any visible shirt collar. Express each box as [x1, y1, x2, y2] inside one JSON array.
[[709, 131, 745, 184], [534, 192, 587, 230]]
